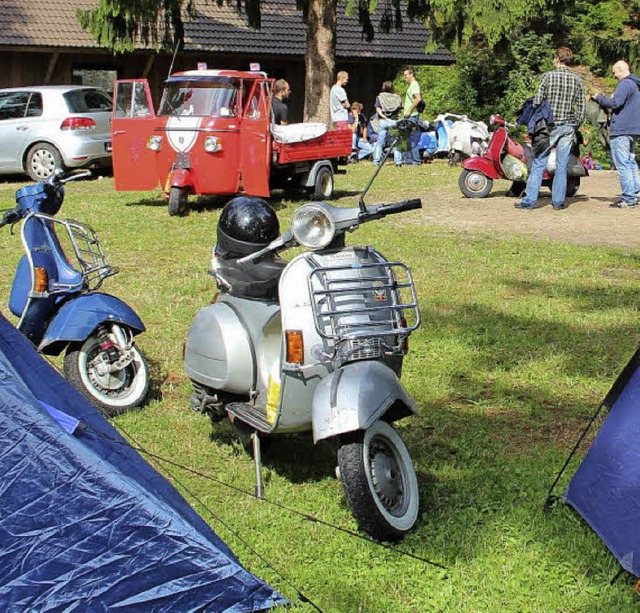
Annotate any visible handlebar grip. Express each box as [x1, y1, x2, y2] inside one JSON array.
[[377, 198, 422, 216], [0, 208, 21, 228]]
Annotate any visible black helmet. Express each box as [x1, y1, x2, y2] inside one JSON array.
[[216, 196, 280, 258]]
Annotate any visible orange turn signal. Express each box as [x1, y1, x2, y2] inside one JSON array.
[[285, 330, 304, 364], [34, 267, 49, 293]]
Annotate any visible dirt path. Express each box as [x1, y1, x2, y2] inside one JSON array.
[[419, 169, 640, 249]]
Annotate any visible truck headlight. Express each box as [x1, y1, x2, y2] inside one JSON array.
[[291, 203, 335, 250], [146, 135, 162, 151], [204, 136, 222, 153]]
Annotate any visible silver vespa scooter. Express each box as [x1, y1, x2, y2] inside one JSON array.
[[185, 158, 423, 540]]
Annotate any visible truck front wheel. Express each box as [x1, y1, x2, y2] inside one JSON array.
[[168, 186, 189, 216], [312, 166, 334, 199]]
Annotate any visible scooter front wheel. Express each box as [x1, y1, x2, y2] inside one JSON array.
[[64, 334, 150, 417], [168, 186, 189, 216], [338, 420, 419, 541], [459, 169, 493, 198]]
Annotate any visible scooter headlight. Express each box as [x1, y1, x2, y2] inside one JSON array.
[[291, 203, 335, 250]]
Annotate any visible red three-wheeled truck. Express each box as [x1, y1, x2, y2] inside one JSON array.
[[111, 68, 352, 215]]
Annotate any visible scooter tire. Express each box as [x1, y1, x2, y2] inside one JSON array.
[[459, 169, 493, 198], [337, 420, 419, 541], [566, 177, 580, 197], [168, 186, 189, 217], [64, 335, 150, 417]]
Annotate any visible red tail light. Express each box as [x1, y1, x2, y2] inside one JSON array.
[[60, 117, 96, 131]]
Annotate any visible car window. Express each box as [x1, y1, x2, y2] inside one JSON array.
[[114, 81, 152, 118], [64, 89, 112, 113], [26, 92, 43, 117], [0, 92, 30, 120]]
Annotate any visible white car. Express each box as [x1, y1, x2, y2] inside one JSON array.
[[0, 85, 113, 181]]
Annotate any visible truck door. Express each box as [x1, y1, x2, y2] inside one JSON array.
[[239, 79, 273, 197], [111, 80, 159, 190]]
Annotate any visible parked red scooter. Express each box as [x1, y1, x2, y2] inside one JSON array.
[[458, 114, 588, 199]]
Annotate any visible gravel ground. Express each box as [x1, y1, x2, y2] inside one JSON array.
[[418, 169, 640, 249]]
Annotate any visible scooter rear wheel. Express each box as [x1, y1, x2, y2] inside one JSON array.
[[566, 177, 580, 197], [459, 169, 493, 198], [64, 334, 150, 417], [338, 420, 419, 541]]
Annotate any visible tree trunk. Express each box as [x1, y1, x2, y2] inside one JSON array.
[[303, 0, 337, 123]]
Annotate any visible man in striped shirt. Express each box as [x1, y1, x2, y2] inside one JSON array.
[[516, 47, 586, 210]]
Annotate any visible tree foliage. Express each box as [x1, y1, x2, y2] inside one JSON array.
[[77, 0, 260, 53]]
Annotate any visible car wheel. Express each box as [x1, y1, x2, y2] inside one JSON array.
[[26, 143, 63, 181]]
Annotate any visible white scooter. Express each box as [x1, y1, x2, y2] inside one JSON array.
[[438, 113, 490, 165], [184, 161, 422, 541]]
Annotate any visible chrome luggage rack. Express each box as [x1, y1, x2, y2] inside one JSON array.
[[307, 259, 420, 360], [38, 214, 117, 290]]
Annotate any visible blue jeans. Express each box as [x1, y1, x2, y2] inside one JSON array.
[[352, 133, 373, 160], [403, 116, 422, 164], [522, 124, 575, 208], [610, 135, 640, 203], [373, 118, 403, 165]]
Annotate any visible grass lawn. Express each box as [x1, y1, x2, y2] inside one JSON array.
[[1, 162, 639, 611]]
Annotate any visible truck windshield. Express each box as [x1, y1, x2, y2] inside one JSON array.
[[158, 81, 238, 117]]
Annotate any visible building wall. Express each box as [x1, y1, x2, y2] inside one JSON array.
[[0, 48, 427, 122]]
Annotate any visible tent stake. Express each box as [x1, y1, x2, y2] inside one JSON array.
[[252, 432, 265, 499]]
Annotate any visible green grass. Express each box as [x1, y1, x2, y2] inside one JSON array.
[[1, 163, 639, 611]]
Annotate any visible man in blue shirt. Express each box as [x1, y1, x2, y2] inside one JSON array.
[[594, 60, 640, 208], [516, 47, 586, 210]]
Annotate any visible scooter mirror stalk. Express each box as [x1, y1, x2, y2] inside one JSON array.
[[357, 135, 400, 213]]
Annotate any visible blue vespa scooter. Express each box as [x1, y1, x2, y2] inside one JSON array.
[[0, 170, 149, 416]]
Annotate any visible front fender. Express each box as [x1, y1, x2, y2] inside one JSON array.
[[461, 156, 500, 179], [170, 168, 193, 189], [311, 361, 418, 443], [39, 293, 145, 352]]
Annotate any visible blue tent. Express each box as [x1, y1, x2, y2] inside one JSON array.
[[0, 313, 285, 611], [564, 349, 640, 577]]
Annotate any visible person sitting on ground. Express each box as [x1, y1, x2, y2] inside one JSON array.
[[348, 102, 373, 161]]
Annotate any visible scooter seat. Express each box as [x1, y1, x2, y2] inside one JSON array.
[[217, 257, 286, 301]]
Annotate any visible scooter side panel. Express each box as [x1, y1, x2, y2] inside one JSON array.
[[184, 301, 255, 394], [39, 293, 145, 352], [311, 360, 418, 443]]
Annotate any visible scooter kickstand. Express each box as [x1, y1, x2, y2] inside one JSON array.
[[252, 432, 265, 499]]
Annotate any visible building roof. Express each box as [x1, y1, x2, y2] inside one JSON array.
[[0, 0, 451, 63]]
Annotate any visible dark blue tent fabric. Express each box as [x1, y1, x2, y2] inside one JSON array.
[[564, 349, 640, 577], [0, 313, 285, 611]]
